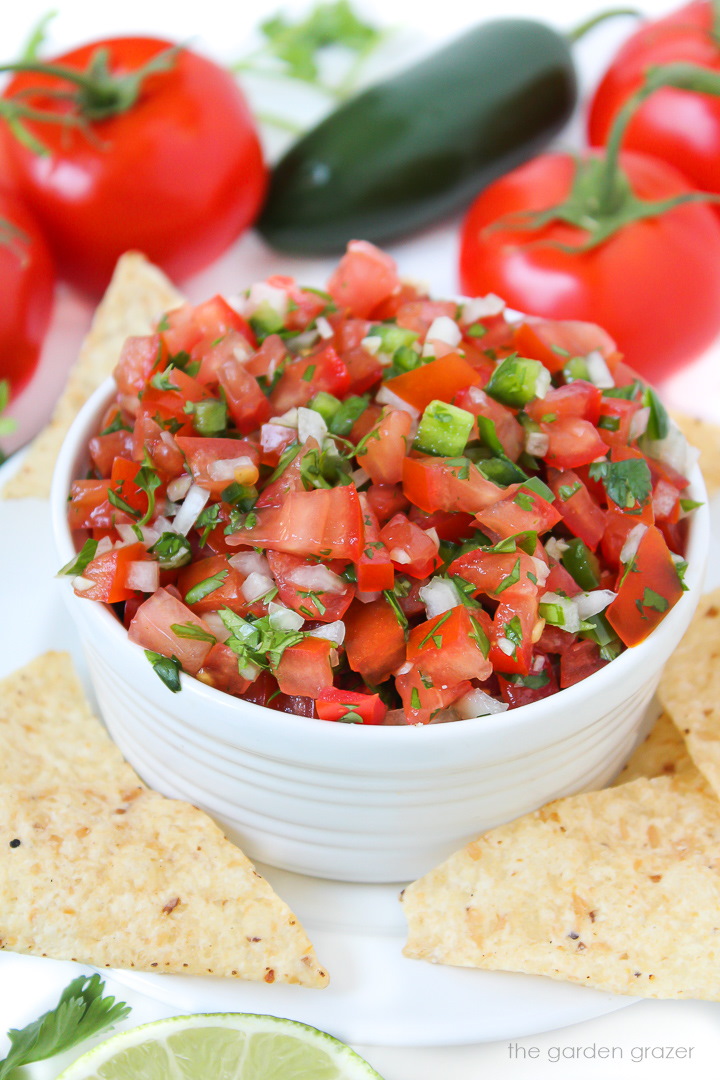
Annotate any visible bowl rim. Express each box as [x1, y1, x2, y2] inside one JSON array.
[[51, 375, 711, 746]]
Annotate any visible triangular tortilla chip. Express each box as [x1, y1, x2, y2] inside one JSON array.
[[670, 412, 720, 496], [659, 587, 720, 801], [0, 653, 328, 988], [2, 252, 183, 500], [612, 709, 703, 790], [402, 774, 720, 998]]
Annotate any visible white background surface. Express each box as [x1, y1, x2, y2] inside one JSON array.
[[2, 0, 720, 1076]]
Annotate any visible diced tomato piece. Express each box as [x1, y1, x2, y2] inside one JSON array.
[[89, 428, 134, 477], [110, 457, 153, 519], [128, 586, 215, 674], [489, 596, 539, 676], [600, 501, 655, 571], [498, 653, 559, 707], [161, 296, 256, 358], [394, 299, 457, 337], [597, 397, 643, 448], [245, 333, 287, 379], [395, 664, 471, 725], [177, 555, 249, 615], [195, 329, 254, 387], [379, 513, 442, 579], [227, 484, 364, 561], [269, 344, 351, 413], [218, 357, 271, 434], [267, 551, 355, 622], [366, 482, 409, 524], [409, 507, 476, 543], [543, 558, 583, 597], [474, 485, 561, 540], [175, 436, 260, 496], [559, 639, 608, 689], [540, 417, 608, 469], [67, 479, 120, 530], [73, 541, 147, 604], [265, 275, 329, 332], [114, 334, 166, 398], [606, 525, 684, 647], [448, 549, 539, 600], [547, 468, 607, 551], [652, 477, 681, 524], [526, 381, 602, 426], [315, 687, 387, 725], [341, 346, 384, 395], [357, 408, 412, 485], [256, 439, 317, 508], [197, 643, 251, 697], [384, 353, 481, 412], [131, 414, 187, 477], [454, 386, 524, 461], [407, 606, 492, 685], [356, 494, 394, 592], [240, 669, 279, 708], [326, 240, 401, 319], [513, 318, 617, 375], [275, 636, 335, 697], [259, 423, 297, 467], [403, 456, 504, 515], [344, 597, 407, 684]]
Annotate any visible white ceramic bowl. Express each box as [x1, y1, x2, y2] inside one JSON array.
[[52, 377, 710, 883]]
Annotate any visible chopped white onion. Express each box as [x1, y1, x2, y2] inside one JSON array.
[[534, 366, 552, 400], [360, 334, 382, 355], [629, 405, 651, 442], [351, 466, 371, 487], [425, 527, 440, 550], [455, 688, 509, 718], [620, 523, 648, 566], [290, 329, 320, 352], [239, 661, 262, 682], [268, 602, 305, 631], [116, 523, 160, 548], [525, 431, 550, 457], [153, 515, 176, 535], [375, 385, 420, 419], [243, 282, 288, 318], [126, 561, 159, 593], [308, 620, 346, 646], [232, 338, 254, 363], [459, 294, 505, 323], [287, 563, 347, 594], [166, 474, 192, 502], [574, 589, 617, 619], [389, 547, 412, 564], [425, 316, 462, 348], [172, 483, 210, 536], [271, 407, 299, 429], [94, 535, 115, 557], [297, 406, 328, 446], [545, 537, 569, 561], [538, 592, 583, 634], [585, 350, 615, 389], [316, 315, 334, 339], [419, 578, 461, 618], [644, 423, 699, 478], [242, 572, 275, 604], [497, 637, 517, 656], [202, 611, 231, 643], [356, 590, 381, 604], [207, 456, 255, 483], [653, 480, 679, 520], [229, 550, 270, 577], [395, 661, 413, 676], [72, 575, 95, 593], [160, 431, 177, 453], [529, 556, 550, 588]]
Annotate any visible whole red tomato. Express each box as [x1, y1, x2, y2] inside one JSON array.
[[458, 150, 720, 383], [588, 1, 720, 197], [0, 187, 54, 396], [0, 37, 267, 296]]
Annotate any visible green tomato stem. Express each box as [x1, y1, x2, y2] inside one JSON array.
[[565, 7, 641, 44]]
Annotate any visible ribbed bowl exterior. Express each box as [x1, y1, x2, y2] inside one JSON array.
[[53, 378, 711, 883]]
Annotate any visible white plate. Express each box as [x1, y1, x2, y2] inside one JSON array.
[[4, 451, 719, 1047]]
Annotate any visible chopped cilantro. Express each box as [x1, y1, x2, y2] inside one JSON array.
[[494, 557, 521, 595], [503, 615, 523, 648], [184, 569, 229, 605], [170, 622, 217, 644], [588, 458, 652, 510], [558, 482, 581, 501], [57, 538, 98, 577], [145, 651, 182, 693]]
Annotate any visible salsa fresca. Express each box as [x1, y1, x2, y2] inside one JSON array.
[[63, 241, 698, 726]]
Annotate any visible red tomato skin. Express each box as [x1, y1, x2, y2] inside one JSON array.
[[588, 2, 720, 200], [459, 150, 720, 382], [326, 240, 401, 318], [74, 541, 147, 604], [0, 38, 267, 295], [275, 637, 335, 698], [344, 597, 407, 685], [606, 525, 684, 646], [315, 687, 387, 725], [128, 586, 214, 674], [0, 189, 54, 396]]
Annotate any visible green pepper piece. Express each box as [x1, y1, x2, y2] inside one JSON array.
[[560, 537, 601, 591], [415, 399, 474, 457], [485, 355, 547, 408]]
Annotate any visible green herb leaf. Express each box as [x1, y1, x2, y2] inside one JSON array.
[[170, 622, 217, 644], [503, 615, 523, 648], [184, 569, 229, 605], [493, 557, 521, 595], [588, 458, 652, 510], [0, 975, 130, 1080], [383, 588, 409, 633], [57, 538, 98, 578], [148, 532, 192, 570], [144, 651, 182, 693]]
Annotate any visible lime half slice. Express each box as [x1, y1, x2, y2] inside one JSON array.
[[56, 1013, 384, 1080]]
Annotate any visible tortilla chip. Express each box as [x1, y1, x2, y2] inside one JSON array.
[[2, 253, 183, 500], [658, 587, 720, 802], [613, 710, 700, 788], [670, 412, 720, 496], [0, 653, 328, 988], [402, 775, 720, 998]]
